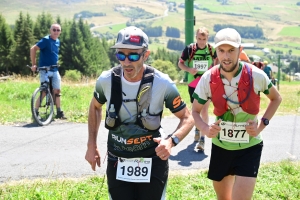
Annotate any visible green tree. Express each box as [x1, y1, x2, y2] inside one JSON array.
[[60, 19, 87, 75], [33, 12, 53, 42], [0, 14, 14, 74], [152, 59, 178, 81], [11, 13, 34, 74]]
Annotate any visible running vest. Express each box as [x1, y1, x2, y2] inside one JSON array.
[[209, 64, 260, 116], [105, 65, 162, 158], [105, 65, 162, 131]]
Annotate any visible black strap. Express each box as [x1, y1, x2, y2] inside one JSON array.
[[109, 65, 154, 115]]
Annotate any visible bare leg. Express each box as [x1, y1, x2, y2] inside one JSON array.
[[232, 176, 256, 200], [213, 175, 235, 200], [213, 175, 256, 200]]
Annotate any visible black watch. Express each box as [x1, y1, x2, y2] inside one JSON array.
[[171, 135, 180, 146], [261, 118, 269, 126]]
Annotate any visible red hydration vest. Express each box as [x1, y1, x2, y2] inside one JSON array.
[[209, 64, 260, 116]]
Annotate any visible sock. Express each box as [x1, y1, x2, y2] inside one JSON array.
[[57, 107, 61, 113]]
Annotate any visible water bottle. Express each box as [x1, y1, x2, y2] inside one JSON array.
[[109, 104, 117, 118], [141, 108, 147, 117]]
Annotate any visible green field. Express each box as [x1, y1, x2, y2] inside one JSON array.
[[279, 26, 300, 38]]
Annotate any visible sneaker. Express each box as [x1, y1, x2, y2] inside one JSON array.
[[194, 129, 200, 142], [197, 139, 205, 151], [56, 111, 67, 119], [34, 111, 41, 121]]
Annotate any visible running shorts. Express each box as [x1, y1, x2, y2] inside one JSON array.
[[107, 153, 169, 200], [208, 142, 263, 181]]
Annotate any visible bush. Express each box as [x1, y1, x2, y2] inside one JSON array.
[[64, 70, 82, 82]]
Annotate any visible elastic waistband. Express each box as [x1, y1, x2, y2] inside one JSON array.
[[107, 151, 158, 161]]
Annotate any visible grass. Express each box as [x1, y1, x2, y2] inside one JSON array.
[[0, 77, 300, 125], [279, 26, 300, 38], [0, 160, 299, 199]]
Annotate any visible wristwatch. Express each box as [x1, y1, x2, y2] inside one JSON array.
[[171, 135, 180, 146], [261, 118, 269, 126]]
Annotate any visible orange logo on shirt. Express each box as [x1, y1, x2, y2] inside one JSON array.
[[173, 96, 182, 108]]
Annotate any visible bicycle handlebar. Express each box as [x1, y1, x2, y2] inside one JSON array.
[[26, 65, 59, 72]]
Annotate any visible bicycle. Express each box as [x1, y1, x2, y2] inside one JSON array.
[[27, 65, 59, 126]]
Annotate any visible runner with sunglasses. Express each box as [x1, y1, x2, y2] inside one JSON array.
[[30, 23, 66, 120], [85, 26, 194, 200], [192, 28, 282, 199]]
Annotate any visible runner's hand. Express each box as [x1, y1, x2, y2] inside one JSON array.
[[203, 119, 222, 138], [85, 147, 101, 171], [154, 137, 172, 160], [245, 119, 259, 137]]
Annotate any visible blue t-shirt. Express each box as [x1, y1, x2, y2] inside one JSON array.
[[263, 65, 272, 79], [36, 35, 60, 72]]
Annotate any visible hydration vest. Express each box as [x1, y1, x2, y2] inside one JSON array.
[[209, 63, 260, 116], [105, 65, 162, 131]]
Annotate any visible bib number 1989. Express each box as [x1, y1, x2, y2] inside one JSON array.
[[116, 158, 152, 183]]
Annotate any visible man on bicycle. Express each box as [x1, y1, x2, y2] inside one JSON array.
[[30, 22, 66, 119]]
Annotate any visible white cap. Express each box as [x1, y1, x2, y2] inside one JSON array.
[[214, 28, 241, 48]]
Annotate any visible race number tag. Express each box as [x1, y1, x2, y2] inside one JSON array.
[[219, 121, 249, 143], [116, 157, 152, 183], [193, 60, 208, 72]]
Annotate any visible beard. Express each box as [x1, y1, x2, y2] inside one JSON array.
[[220, 60, 239, 73]]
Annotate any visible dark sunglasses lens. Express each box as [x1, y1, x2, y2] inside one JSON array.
[[116, 53, 126, 61], [128, 54, 140, 62], [53, 29, 61, 32]]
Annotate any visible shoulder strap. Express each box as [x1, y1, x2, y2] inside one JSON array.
[[188, 43, 197, 65], [207, 43, 214, 58], [110, 66, 123, 114]]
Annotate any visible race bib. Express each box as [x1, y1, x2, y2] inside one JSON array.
[[219, 121, 249, 143], [116, 157, 152, 183], [193, 60, 208, 72]]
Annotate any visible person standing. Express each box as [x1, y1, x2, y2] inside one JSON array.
[[30, 23, 66, 119], [262, 60, 273, 79], [178, 27, 217, 151], [192, 28, 282, 199], [85, 26, 194, 200]]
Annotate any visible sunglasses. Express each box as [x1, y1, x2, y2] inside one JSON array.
[[52, 29, 61, 32], [115, 51, 145, 62]]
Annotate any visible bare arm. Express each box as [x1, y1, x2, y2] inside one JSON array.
[[85, 97, 103, 171], [30, 45, 40, 71], [178, 60, 198, 75], [246, 85, 282, 136], [192, 100, 221, 138], [154, 106, 194, 160]]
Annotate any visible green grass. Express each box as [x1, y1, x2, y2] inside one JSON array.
[[279, 26, 300, 38], [0, 78, 300, 125], [0, 160, 299, 199]]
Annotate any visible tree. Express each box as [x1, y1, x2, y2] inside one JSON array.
[[0, 14, 14, 74], [11, 13, 35, 74], [152, 59, 178, 81]]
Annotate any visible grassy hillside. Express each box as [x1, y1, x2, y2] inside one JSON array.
[[1, 0, 300, 56]]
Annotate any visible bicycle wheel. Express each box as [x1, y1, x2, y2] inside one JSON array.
[[31, 87, 54, 126]]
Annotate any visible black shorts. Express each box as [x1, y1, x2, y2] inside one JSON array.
[[106, 154, 169, 200], [188, 86, 195, 103], [208, 142, 263, 181]]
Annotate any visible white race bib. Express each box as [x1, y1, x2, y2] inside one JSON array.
[[219, 121, 249, 143], [193, 60, 208, 72], [116, 157, 152, 183]]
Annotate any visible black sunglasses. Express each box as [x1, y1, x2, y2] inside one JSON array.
[[115, 51, 145, 62], [52, 29, 61, 32]]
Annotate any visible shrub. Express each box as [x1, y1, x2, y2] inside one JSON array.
[[64, 70, 82, 82]]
